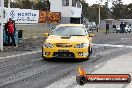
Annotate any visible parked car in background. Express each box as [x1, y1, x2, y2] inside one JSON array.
[[90, 26, 99, 32], [88, 22, 99, 32], [116, 25, 131, 33], [125, 25, 131, 33], [116, 26, 121, 33]]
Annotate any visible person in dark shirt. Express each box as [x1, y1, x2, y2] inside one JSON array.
[[123, 23, 126, 33], [120, 22, 124, 33], [4, 22, 9, 35], [113, 23, 116, 33], [106, 22, 109, 34]]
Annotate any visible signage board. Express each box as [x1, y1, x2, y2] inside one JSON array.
[[5, 8, 39, 23]]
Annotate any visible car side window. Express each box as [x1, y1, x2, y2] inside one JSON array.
[[50, 30, 54, 35]]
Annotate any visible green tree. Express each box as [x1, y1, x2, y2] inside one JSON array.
[[21, 0, 33, 9], [81, 0, 110, 23], [34, 1, 47, 10], [125, 3, 132, 19], [81, 0, 90, 20], [33, 0, 50, 11], [90, 4, 99, 22], [111, 0, 124, 19], [11, 0, 33, 9], [4, 0, 8, 7]]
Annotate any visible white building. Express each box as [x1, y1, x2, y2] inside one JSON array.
[[50, 0, 82, 24]]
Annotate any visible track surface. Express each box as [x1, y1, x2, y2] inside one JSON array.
[[0, 33, 132, 88]]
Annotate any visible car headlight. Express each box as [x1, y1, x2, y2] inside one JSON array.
[[75, 43, 89, 48], [44, 43, 54, 48]]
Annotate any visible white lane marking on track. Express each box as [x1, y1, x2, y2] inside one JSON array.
[[23, 36, 39, 39], [126, 83, 132, 88], [95, 62, 105, 69], [0, 43, 132, 60], [93, 44, 132, 48], [0, 50, 41, 60], [121, 38, 128, 40]]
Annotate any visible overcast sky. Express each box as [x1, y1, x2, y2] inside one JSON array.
[[85, 0, 132, 6]]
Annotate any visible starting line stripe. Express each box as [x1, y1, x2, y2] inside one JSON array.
[[93, 44, 132, 48], [0, 50, 41, 60]]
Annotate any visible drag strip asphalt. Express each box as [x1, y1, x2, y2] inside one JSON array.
[[0, 33, 132, 88]]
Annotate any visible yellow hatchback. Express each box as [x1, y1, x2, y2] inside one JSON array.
[[42, 24, 94, 60]]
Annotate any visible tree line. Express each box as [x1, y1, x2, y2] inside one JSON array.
[[81, 0, 132, 23], [4, 0, 50, 11]]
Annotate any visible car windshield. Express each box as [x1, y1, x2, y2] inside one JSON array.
[[51, 26, 87, 36]]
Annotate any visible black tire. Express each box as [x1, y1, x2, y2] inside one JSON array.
[[44, 57, 49, 61], [90, 47, 93, 54], [86, 46, 92, 60], [42, 47, 49, 61], [42, 47, 44, 58], [97, 29, 99, 32]]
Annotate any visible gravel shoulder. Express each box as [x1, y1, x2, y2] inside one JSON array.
[[0, 37, 46, 57]]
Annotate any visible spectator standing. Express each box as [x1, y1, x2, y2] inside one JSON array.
[[123, 22, 126, 33], [120, 22, 124, 33], [106, 22, 109, 34], [113, 23, 116, 33], [8, 18, 16, 32], [7, 19, 17, 47]]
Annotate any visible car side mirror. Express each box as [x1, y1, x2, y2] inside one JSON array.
[[44, 33, 49, 37], [89, 33, 95, 37]]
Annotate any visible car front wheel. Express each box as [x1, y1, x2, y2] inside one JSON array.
[[42, 47, 44, 58], [86, 47, 92, 60], [42, 47, 49, 61]]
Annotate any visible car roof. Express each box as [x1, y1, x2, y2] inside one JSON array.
[[56, 24, 84, 27]]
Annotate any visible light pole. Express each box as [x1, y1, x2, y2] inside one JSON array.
[[99, 3, 101, 29], [8, 0, 11, 21], [8, 0, 11, 9], [97, 0, 103, 30], [0, 0, 4, 51]]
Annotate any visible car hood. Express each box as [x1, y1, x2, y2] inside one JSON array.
[[45, 35, 89, 44]]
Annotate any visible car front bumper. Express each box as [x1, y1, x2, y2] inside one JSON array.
[[42, 47, 90, 59]]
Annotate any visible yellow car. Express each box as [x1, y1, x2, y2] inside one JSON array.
[[42, 24, 94, 60]]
